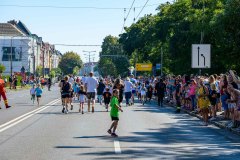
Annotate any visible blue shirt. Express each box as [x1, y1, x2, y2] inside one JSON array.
[[35, 87, 43, 96]]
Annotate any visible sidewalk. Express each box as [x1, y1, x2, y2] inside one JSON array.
[[164, 102, 240, 136]]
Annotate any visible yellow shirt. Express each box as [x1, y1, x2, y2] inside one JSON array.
[[197, 87, 210, 109]]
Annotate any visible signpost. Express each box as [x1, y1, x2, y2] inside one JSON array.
[[136, 63, 152, 71], [156, 64, 161, 70], [192, 44, 211, 68]]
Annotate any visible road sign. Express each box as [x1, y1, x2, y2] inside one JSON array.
[[156, 64, 161, 70], [136, 63, 152, 71], [192, 44, 211, 68]]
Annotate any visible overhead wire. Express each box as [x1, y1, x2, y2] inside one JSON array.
[[0, 3, 160, 10], [121, 0, 136, 34], [135, 0, 150, 20]]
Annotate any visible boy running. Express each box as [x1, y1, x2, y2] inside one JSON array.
[[107, 89, 123, 137], [30, 84, 36, 104], [103, 88, 112, 112], [35, 84, 43, 107]]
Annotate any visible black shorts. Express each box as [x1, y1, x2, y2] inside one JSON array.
[[36, 95, 41, 98], [62, 93, 70, 98], [111, 116, 119, 121], [70, 91, 73, 98], [87, 92, 96, 99]]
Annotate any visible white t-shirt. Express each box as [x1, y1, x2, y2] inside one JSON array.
[[82, 76, 86, 84], [69, 77, 74, 85], [85, 77, 98, 93], [124, 81, 133, 92]]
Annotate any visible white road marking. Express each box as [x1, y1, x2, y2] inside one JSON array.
[[114, 140, 121, 154], [0, 98, 60, 133]]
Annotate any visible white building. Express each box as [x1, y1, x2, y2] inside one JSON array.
[[0, 20, 62, 76]]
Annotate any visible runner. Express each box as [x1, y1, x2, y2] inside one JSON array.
[[61, 76, 72, 114], [30, 84, 36, 104], [85, 72, 98, 113], [0, 73, 11, 109], [130, 74, 137, 105], [103, 88, 111, 112], [35, 84, 43, 107], [107, 89, 123, 137], [113, 78, 124, 107], [124, 77, 133, 106], [47, 77, 51, 91], [155, 78, 166, 107], [97, 78, 105, 105], [140, 83, 147, 105], [147, 84, 153, 103], [78, 85, 86, 114], [58, 77, 65, 108]]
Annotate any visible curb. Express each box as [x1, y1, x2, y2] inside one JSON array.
[[165, 102, 240, 136]]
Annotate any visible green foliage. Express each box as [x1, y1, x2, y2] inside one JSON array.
[[99, 35, 129, 77], [58, 51, 83, 75], [50, 70, 55, 78], [115, 0, 240, 75], [51, 68, 62, 76], [73, 66, 80, 76], [99, 58, 117, 77], [36, 66, 42, 77], [0, 64, 6, 73]]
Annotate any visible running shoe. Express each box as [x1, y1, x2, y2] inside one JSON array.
[[209, 117, 216, 121], [65, 109, 68, 114], [111, 133, 118, 137], [107, 129, 112, 135]]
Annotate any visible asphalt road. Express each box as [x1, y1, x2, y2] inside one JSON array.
[[0, 86, 240, 160]]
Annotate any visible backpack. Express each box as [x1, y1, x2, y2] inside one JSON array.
[[62, 81, 70, 93]]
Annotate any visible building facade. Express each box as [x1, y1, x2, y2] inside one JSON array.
[[0, 20, 62, 76]]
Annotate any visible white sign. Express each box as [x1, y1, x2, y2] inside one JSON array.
[[192, 44, 211, 68]]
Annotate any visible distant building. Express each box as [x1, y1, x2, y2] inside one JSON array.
[[0, 20, 62, 76], [79, 62, 99, 76]]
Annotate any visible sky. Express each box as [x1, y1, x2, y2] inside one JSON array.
[[0, 0, 169, 63]]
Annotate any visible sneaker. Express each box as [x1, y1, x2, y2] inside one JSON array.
[[6, 106, 12, 109], [111, 133, 118, 137], [62, 107, 65, 113], [65, 109, 68, 114], [107, 129, 112, 135], [70, 105, 73, 110], [227, 122, 233, 128], [209, 117, 216, 121]]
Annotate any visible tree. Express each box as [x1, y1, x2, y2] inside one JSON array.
[[58, 51, 83, 75], [0, 64, 6, 73], [36, 66, 43, 77], [73, 66, 80, 76], [51, 68, 62, 76], [99, 35, 129, 77]]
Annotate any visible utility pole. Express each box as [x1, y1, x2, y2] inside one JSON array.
[[161, 47, 163, 77], [10, 38, 13, 76], [42, 48, 45, 77], [83, 50, 96, 73]]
